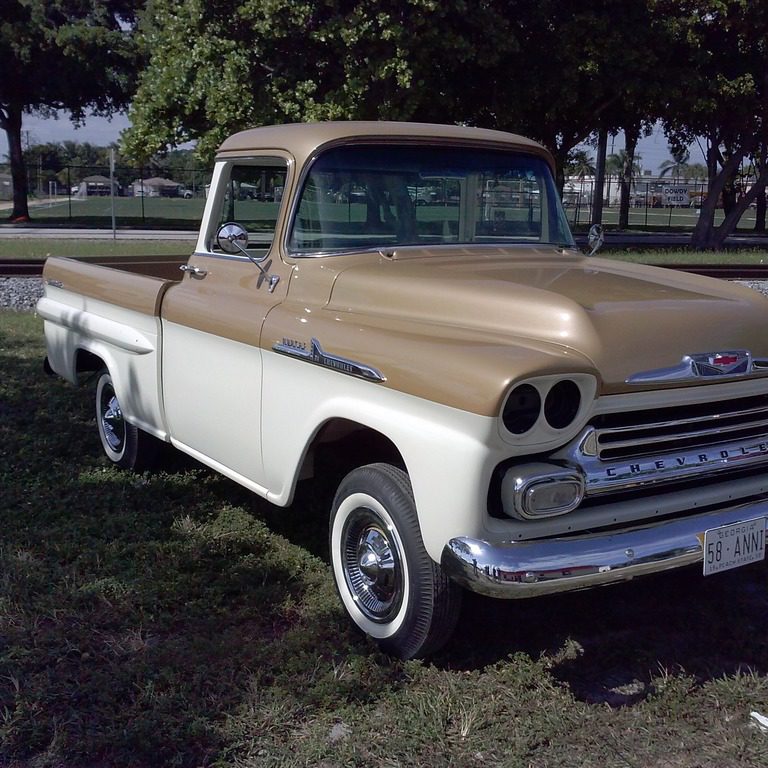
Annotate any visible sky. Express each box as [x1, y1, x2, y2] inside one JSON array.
[[0, 110, 705, 174], [0, 111, 132, 156]]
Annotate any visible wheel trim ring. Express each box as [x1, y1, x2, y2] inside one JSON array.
[[100, 384, 125, 453], [341, 507, 405, 624]]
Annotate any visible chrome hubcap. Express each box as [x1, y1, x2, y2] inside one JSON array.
[[342, 510, 403, 623], [101, 387, 125, 452]]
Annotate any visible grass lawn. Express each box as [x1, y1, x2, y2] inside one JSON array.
[[0, 238, 195, 260], [3, 310, 768, 766], [24, 196, 206, 229], [602, 247, 768, 264]]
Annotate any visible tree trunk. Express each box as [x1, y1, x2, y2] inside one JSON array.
[[591, 128, 608, 227], [690, 148, 767, 250], [711, 170, 768, 249], [619, 124, 639, 229], [0, 103, 30, 221], [756, 143, 767, 232], [551, 145, 568, 198], [691, 148, 744, 249]]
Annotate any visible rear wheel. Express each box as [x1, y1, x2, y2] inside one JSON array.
[[330, 463, 461, 659], [95, 371, 158, 470]]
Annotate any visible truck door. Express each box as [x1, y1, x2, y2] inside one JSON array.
[[160, 156, 292, 493]]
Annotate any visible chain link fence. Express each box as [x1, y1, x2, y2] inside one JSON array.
[[1, 162, 764, 232], [1, 162, 213, 229]]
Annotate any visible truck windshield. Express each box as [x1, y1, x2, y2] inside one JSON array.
[[288, 144, 575, 254]]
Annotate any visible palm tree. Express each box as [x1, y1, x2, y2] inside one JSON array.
[[605, 150, 642, 214], [606, 150, 643, 180], [565, 149, 596, 179], [659, 148, 691, 183]]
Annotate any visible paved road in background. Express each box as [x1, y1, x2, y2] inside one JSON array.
[[0, 227, 196, 240]]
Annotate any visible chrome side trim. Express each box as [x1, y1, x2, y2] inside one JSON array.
[[627, 350, 768, 385], [273, 337, 386, 382], [442, 500, 768, 598]]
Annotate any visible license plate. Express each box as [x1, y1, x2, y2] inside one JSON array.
[[703, 518, 766, 576]]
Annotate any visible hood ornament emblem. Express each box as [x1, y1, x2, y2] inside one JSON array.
[[627, 350, 768, 384]]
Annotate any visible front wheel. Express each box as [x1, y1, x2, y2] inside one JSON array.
[[329, 463, 461, 659], [95, 371, 158, 470]]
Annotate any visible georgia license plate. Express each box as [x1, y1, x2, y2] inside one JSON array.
[[703, 518, 766, 576]]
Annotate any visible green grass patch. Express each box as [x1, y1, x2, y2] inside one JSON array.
[[25, 196, 206, 230], [602, 247, 768, 264], [3, 311, 768, 766], [0, 238, 195, 260]]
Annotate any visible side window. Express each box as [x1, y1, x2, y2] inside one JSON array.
[[215, 160, 288, 255]]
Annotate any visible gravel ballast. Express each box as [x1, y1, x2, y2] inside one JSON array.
[[1, 277, 44, 311]]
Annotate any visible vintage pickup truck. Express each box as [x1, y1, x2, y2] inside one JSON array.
[[38, 122, 768, 658]]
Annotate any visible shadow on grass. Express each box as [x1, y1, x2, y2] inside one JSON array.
[[0, 332, 370, 766], [438, 558, 768, 706]]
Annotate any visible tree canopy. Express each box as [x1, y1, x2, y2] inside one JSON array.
[[657, 0, 768, 247], [5, 0, 768, 248], [122, 0, 517, 161], [0, 0, 142, 219]]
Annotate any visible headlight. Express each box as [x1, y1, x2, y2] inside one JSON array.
[[544, 379, 581, 429], [502, 383, 541, 434], [502, 377, 588, 436]]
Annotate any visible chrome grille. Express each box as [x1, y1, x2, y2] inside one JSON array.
[[592, 393, 768, 461]]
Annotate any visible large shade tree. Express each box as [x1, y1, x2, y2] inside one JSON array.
[[123, 0, 517, 161], [0, 0, 141, 220], [657, 0, 768, 249], [124, 0, 670, 194], [466, 0, 668, 196]]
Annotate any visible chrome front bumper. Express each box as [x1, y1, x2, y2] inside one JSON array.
[[441, 499, 768, 598]]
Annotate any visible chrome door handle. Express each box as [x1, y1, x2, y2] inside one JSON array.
[[179, 264, 208, 279]]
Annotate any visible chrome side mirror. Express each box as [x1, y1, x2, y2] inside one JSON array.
[[217, 221, 252, 256], [587, 224, 604, 256], [215, 222, 280, 292]]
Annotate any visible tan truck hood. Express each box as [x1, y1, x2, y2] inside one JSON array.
[[326, 248, 768, 394]]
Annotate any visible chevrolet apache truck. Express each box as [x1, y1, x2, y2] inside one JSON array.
[[38, 122, 768, 659]]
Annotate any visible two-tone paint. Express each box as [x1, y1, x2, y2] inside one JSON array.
[[38, 121, 768, 595]]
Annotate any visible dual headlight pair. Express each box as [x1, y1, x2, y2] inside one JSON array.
[[500, 377, 591, 520]]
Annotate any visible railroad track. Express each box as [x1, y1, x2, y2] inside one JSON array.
[[2, 259, 768, 280]]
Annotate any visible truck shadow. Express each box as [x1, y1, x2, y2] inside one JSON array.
[[439, 562, 768, 705]]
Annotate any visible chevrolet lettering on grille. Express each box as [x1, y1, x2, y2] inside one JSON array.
[[604, 441, 768, 479], [557, 430, 768, 498]]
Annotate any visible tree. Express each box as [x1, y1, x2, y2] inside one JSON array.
[[124, 0, 672, 198], [0, 1, 142, 221], [658, 148, 691, 182], [565, 149, 596, 179], [477, 2, 669, 196], [608, 139, 645, 229], [123, 0, 517, 162], [657, 0, 768, 249]]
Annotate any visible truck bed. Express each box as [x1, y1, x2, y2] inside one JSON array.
[[42, 256, 183, 316]]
